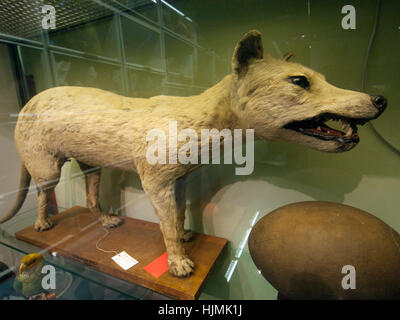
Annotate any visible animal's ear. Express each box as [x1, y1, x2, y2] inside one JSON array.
[[232, 30, 264, 77], [283, 52, 294, 61]]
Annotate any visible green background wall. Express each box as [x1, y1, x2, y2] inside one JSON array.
[[171, 0, 400, 299]]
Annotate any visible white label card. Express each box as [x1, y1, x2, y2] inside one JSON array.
[[112, 251, 138, 270]]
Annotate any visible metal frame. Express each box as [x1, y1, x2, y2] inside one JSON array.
[[0, 0, 223, 98]]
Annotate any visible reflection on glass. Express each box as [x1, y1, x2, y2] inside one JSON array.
[[19, 46, 51, 94], [363, 1, 400, 151], [0, 1, 43, 42], [53, 53, 122, 93], [122, 17, 162, 70], [129, 0, 159, 22], [195, 49, 214, 87], [128, 68, 164, 98], [49, 16, 119, 59], [165, 84, 201, 97], [161, 1, 195, 40], [165, 34, 194, 84], [215, 57, 229, 82]]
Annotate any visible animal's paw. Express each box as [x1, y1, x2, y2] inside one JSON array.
[[168, 255, 195, 277], [101, 215, 123, 229], [181, 229, 194, 242], [34, 218, 54, 232]]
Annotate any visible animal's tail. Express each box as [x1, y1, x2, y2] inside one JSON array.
[[0, 164, 31, 224]]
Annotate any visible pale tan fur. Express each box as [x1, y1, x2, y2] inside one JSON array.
[[1, 30, 384, 277]]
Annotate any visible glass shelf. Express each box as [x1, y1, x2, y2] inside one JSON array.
[[0, 207, 171, 300]]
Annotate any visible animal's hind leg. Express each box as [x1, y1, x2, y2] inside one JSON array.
[[35, 188, 55, 231], [77, 162, 123, 229], [25, 155, 61, 232]]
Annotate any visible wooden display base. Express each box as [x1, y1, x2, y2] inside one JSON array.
[[15, 206, 227, 300]]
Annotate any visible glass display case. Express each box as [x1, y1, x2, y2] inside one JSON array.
[[0, 207, 171, 300], [0, 0, 399, 301]]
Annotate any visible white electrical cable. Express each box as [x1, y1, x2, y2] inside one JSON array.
[[95, 227, 118, 256]]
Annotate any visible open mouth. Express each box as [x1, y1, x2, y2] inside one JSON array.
[[283, 113, 370, 144]]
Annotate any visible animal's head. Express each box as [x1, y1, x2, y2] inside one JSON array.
[[230, 30, 387, 152]]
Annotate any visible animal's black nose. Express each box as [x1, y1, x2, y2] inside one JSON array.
[[371, 95, 387, 112]]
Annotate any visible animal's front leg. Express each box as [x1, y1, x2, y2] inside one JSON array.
[[145, 180, 195, 277], [175, 177, 194, 242]]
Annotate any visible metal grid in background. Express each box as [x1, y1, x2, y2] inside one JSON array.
[[0, 0, 228, 99], [0, 0, 155, 39]]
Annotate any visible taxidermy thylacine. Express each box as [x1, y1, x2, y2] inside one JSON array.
[[0, 30, 387, 277]]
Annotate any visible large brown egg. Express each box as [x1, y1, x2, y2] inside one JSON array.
[[248, 201, 400, 299]]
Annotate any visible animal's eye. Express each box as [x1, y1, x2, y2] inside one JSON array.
[[288, 76, 310, 90]]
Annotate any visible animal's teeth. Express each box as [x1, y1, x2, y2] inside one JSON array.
[[345, 126, 353, 137], [341, 120, 349, 130]]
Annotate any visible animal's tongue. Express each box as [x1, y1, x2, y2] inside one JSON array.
[[309, 125, 343, 136], [306, 121, 357, 138]]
